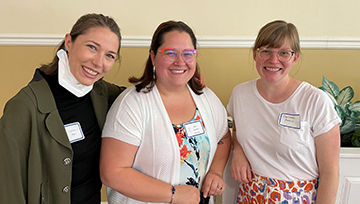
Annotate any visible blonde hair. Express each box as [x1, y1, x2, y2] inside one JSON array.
[[253, 20, 300, 54]]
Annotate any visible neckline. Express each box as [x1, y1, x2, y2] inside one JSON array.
[[253, 79, 305, 105], [172, 108, 199, 128]]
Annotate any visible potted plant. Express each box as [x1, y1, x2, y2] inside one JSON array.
[[319, 76, 360, 147]]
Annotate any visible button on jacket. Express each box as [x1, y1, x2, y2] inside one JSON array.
[[0, 69, 125, 204]]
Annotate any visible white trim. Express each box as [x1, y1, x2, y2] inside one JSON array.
[[0, 34, 64, 46], [340, 177, 360, 204], [101, 202, 108, 204], [198, 36, 255, 48], [1, 34, 360, 49], [340, 147, 360, 158]]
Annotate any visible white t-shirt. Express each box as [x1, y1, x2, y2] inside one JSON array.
[[227, 79, 341, 181], [103, 85, 228, 204]]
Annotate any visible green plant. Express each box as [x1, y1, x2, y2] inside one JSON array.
[[319, 76, 360, 147]]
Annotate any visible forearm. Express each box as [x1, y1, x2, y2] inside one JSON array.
[[230, 124, 252, 183], [201, 131, 231, 197], [207, 131, 231, 175], [315, 170, 339, 204], [232, 134, 247, 161], [101, 167, 173, 203], [314, 125, 340, 204], [100, 138, 174, 203]]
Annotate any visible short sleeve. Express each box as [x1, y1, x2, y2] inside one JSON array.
[[227, 89, 235, 119], [102, 87, 143, 146], [310, 89, 342, 137]]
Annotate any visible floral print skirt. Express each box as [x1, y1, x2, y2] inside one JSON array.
[[237, 173, 318, 204]]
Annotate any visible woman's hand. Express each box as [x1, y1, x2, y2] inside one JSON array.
[[231, 121, 252, 183], [201, 171, 225, 198], [172, 185, 200, 204], [231, 150, 252, 183]]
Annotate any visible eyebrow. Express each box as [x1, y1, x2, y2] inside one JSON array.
[[262, 47, 292, 51], [87, 40, 118, 55]]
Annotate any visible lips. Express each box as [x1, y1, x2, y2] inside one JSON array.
[[264, 67, 281, 72], [170, 69, 186, 74], [83, 66, 99, 76]]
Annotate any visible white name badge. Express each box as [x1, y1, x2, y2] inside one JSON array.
[[278, 113, 301, 129], [184, 120, 205, 138], [64, 122, 85, 143]]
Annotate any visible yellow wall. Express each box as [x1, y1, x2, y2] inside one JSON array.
[[3, 45, 360, 202], [1, 45, 360, 113], [2, 45, 360, 201], [2, 1, 360, 202]]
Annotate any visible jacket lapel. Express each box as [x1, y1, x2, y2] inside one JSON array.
[[29, 78, 72, 149], [90, 82, 108, 131]]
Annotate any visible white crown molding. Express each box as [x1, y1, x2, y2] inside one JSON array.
[[0, 34, 65, 46], [1, 34, 360, 49]]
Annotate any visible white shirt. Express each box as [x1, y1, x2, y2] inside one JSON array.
[[103, 85, 228, 204], [227, 79, 341, 181]]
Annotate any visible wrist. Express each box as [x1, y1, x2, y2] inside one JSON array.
[[169, 185, 175, 203], [208, 170, 223, 178]]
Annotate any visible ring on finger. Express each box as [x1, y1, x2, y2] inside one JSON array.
[[217, 186, 223, 190]]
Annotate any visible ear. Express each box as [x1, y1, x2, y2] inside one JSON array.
[[64, 33, 72, 51], [292, 53, 300, 65], [150, 50, 156, 66], [253, 50, 257, 61]]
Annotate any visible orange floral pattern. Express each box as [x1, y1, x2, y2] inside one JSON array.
[[237, 173, 318, 204]]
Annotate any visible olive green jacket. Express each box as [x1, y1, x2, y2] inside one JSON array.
[[0, 70, 125, 204]]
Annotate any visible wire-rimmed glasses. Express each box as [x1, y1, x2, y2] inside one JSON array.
[[257, 48, 295, 62]]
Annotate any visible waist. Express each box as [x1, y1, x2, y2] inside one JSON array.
[[252, 172, 319, 192]]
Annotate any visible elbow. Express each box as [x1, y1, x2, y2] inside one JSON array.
[[99, 167, 110, 187], [319, 166, 340, 182], [99, 164, 116, 187]]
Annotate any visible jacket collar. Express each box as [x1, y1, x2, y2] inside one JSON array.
[[29, 69, 58, 114], [28, 69, 108, 149]]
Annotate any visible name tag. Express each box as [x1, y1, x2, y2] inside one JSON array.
[[184, 120, 205, 138], [64, 122, 85, 143], [278, 113, 301, 129]]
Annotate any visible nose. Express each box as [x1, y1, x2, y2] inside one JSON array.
[[269, 52, 280, 63], [173, 54, 186, 65], [92, 53, 103, 67]]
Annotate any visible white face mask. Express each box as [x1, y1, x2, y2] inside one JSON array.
[[57, 49, 93, 97]]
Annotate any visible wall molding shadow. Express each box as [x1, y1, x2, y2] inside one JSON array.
[[1, 34, 360, 49]]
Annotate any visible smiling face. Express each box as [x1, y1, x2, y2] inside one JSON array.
[[253, 39, 299, 84], [150, 31, 196, 90], [64, 26, 119, 86]]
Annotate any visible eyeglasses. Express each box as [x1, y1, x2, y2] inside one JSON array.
[[159, 48, 198, 62], [257, 48, 295, 62]]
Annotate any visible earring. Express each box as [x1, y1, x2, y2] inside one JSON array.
[[153, 66, 156, 80], [64, 46, 68, 53]]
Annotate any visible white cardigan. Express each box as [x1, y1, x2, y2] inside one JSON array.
[[102, 85, 228, 204]]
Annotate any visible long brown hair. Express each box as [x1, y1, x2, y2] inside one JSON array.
[[129, 20, 204, 95], [40, 13, 121, 75]]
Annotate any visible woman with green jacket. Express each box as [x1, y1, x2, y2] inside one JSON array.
[[0, 13, 125, 204]]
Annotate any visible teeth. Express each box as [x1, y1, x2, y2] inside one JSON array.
[[83, 67, 98, 76], [170, 70, 185, 74], [265, 67, 280, 71]]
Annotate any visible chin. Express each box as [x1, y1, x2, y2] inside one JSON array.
[[80, 79, 97, 86]]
